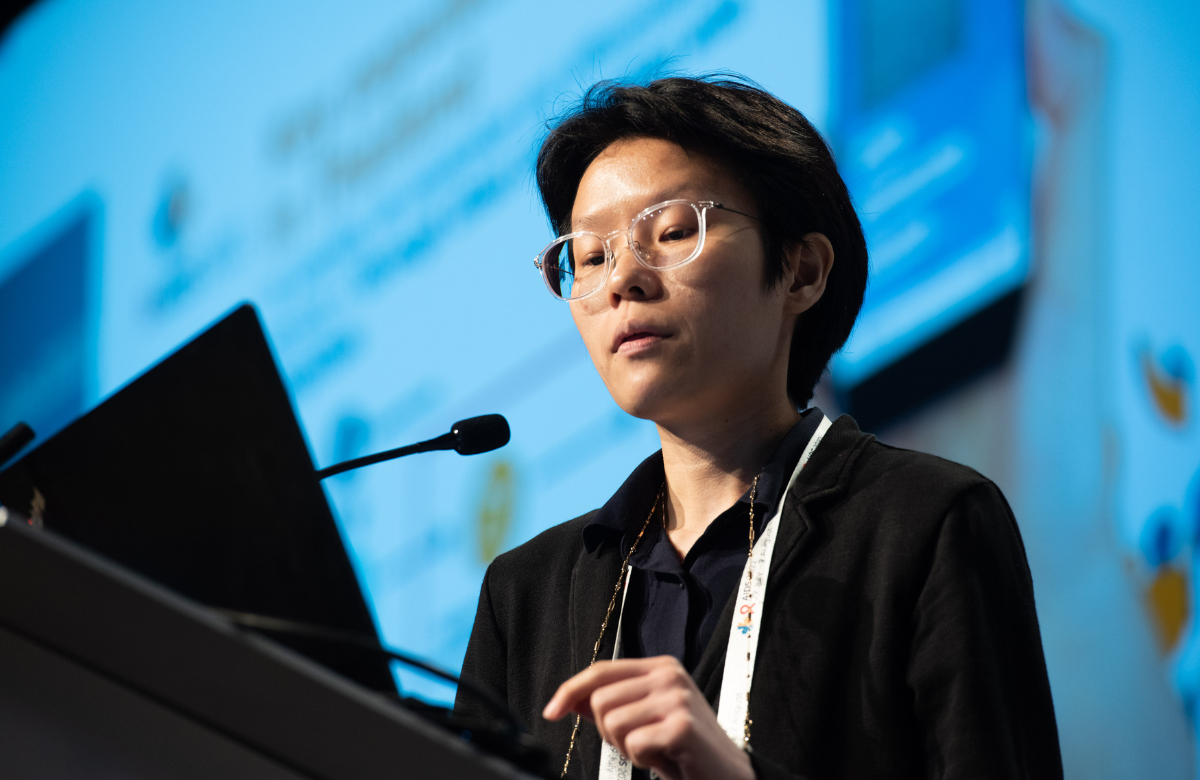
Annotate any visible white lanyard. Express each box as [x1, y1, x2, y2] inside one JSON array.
[[598, 415, 832, 779], [598, 566, 636, 778]]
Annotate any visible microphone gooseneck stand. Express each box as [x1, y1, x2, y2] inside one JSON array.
[[315, 414, 510, 479], [309, 413, 550, 774]]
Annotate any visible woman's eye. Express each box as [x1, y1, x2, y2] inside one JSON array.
[[580, 254, 606, 268], [660, 226, 696, 243]]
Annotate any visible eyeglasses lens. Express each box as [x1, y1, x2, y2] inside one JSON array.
[[631, 202, 702, 269], [540, 233, 607, 300]]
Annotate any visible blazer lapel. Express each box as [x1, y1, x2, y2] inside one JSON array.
[[691, 416, 873, 704], [569, 539, 626, 673], [768, 416, 872, 582], [567, 538, 625, 778], [691, 495, 821, 704]]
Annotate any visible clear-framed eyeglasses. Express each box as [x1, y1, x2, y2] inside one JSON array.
[[533, 199, 757, 301]]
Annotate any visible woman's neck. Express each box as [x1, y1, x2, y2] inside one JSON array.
[[655, 398, 802, 560]]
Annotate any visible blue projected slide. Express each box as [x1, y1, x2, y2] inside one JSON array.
[[828, 0, 1029, 389], [0, 196, 98, 449], [0, 0, 1029, 705], [0, 0, 1029, 702], [0, 0, 828, 702]]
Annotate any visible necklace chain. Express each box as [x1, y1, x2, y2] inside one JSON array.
[[560, 484, 664, 778], [559, 475, 761, 777]]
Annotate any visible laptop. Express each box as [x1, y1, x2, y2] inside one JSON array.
[[0, 304, 395, 693]]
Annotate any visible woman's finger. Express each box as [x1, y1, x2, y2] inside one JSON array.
[[588, 675, 657, 737], [543, 657, 666, 720], [621, 711, 692, 779], [596, 684, 693, 754]]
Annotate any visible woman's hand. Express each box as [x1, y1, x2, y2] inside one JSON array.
[[542, 656, 755, 780]]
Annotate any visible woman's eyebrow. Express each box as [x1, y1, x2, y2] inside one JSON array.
[[570, 188, 704, 232]]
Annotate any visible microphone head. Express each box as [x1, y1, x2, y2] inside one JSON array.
[[450, 414, 510, 456]]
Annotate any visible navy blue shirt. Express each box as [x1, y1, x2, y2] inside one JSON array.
[[582, 409, 823, 671]]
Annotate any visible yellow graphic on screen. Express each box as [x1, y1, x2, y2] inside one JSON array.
[[1147, 566, 1189, 654], [1139, 343, 1193, 427], [477, 460, 515, 563], [1140, 505, 1193, 655]]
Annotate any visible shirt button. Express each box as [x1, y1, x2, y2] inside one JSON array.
[[678, 582, 685, 589]]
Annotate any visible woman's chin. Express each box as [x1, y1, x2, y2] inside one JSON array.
[[611, 394, 659, 421], [610, 382, 695, 424]]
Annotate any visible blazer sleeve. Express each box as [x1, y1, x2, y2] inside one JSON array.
[[907, 481, 1063, 779], [454, 563, 508, 720], [749, 750, 815, 780]]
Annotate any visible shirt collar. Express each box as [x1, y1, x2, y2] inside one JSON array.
[[582, 408, 824, 553]]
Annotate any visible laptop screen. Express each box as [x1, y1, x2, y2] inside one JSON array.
[[0, 304, 395, 693]]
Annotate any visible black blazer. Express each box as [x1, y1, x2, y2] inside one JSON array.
[[456, 416, 1062, 779]]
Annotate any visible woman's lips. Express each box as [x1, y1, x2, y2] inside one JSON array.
[[612, 322, 672, 354], [616, 331, 668, 354]]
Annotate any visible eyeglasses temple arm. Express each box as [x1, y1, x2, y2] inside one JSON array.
[[708, 202, 760, 222]]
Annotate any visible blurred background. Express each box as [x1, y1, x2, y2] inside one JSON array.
[[0, 0, 1197, 776]]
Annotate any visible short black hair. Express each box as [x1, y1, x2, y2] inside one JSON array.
[[535, 75, 868, 407]]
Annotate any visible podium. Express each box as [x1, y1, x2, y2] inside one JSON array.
[[0, 515, 536, 780]]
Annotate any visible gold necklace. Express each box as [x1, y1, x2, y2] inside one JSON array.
[[560, 484, 664, 778], [559, 476, 761, 777]]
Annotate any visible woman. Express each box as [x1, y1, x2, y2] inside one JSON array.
[[456, 76, 1061, 780]]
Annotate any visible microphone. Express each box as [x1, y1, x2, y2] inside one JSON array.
[[0, 422, 35, 469], [315, 414, 510, 480]]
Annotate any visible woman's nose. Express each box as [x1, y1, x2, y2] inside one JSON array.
[[604, 234, 662, 301], [606, 237, 661, 302]]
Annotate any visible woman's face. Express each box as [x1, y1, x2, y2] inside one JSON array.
[[568, 137, 801, 427]]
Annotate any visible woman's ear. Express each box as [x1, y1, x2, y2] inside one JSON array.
[[783, 232, 835, 315]]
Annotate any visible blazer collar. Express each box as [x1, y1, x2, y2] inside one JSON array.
[[786, 413, 874, 505]]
